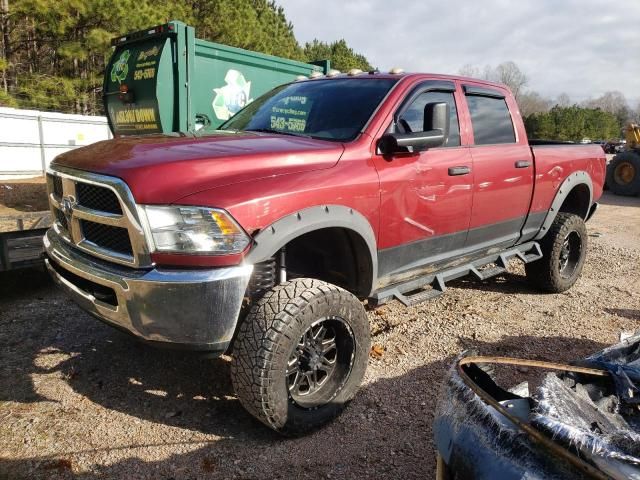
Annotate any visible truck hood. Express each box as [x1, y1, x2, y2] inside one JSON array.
[[51, 131, 345, 204]]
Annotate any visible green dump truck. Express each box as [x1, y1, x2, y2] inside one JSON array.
[[104, 20, 329, 136]]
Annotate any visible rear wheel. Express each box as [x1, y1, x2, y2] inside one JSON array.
[[231, 278, 370, 435], [606, 151, 640, 196], [525, 212, 587, 293]]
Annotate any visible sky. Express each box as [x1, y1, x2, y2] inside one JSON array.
[[276, 0, 640, 108]]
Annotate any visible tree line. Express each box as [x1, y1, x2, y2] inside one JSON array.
[[0, 0, 372, 115], [460, 62, 639, 142], [1, 1, 635, 141]]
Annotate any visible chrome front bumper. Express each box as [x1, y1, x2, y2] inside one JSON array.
[[43, 229, 252, 353]]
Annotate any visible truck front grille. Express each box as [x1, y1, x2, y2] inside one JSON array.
[[77, 183, 123, 214], [52, 175, 63, 198], [81, 221, 133, 256], [55, 208, 69, 232], [46, 169, 151, 268]]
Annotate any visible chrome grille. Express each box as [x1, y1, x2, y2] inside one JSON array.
[[55, 208, 69, 232], [46, 167, 151, 268], [77, 183, 123, 214], [81, 220, 133, 256], [52, 175, 63, 198]]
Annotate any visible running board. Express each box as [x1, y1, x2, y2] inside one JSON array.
[[371, 241, 543, 307]]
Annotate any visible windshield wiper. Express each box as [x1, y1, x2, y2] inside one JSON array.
[[244, 128, 311, 138]]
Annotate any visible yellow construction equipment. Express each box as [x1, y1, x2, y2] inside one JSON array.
[[624, 123, 640, 149], [606, 123, 640, 196]]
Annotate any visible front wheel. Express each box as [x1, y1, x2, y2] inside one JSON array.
[[525, 212, 588, 293], [231, 278, 370, 435]]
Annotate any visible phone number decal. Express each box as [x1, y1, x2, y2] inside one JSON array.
[[270, 115, 306, 132]]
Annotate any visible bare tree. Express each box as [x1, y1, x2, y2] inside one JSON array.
[[518, 91, 552, 117], [459, 61, 528, 100], [584, 91, 627, 113], [458, 63, 481, 78], [584, 91, 631, 126], [556, 93, 571, 107], [492, 61, 528, 100], [0, 0, 9, 93]]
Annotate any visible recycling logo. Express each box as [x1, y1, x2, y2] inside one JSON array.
[[212, 69, 253, 121], [111, 50, 131, 84]]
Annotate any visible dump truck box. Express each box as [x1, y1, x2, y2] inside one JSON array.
[[104, 20, 328, 136]]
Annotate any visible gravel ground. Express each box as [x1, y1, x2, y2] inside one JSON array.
[[1, 192, 639, 480]]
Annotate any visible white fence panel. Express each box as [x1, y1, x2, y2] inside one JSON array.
[[0, 145, 42, 174], [0, 107, 111, 178], [0, 113, 40, 144]]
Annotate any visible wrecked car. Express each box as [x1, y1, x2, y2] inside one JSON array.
[[434, 333, 640, 479]]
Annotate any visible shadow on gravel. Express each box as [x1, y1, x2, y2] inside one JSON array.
[[0, 267, 55, 403], [604, 307, 640, 321], [447, 271, 538, 295], [0, 268, 609, 479], [598, 192, 640, 208], [1, 269, 265, 436]]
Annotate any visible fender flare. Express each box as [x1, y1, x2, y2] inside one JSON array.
[[244, 205, 378, 295], [535, 171, 593, 240]]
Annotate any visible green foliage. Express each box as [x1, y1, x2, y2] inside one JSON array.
[[13, 74, 80, 111], [304, 39, 372, 72], [0, 89, 17, 107], [0, 0, 371, 114], [525, 105, 621, 141], [191, 0, 304, 60], [2, 0, 191, 112]]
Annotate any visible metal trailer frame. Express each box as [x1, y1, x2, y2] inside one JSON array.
[[0, 211, 51, 271]]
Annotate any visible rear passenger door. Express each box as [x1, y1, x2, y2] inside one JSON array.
[[463, 85, 534, 251]]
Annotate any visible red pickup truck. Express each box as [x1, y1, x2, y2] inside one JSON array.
[[43, 72, 605, 434]]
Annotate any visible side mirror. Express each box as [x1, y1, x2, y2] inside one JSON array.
[[423, 102, 450, 139], [378, 102, 450, 155], [195, 113, 211, 131]]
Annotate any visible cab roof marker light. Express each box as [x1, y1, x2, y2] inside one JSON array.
[[326, 69, 341, 77], [309, 71, 324, 79], [295, 75, 307, 81], [389, 67, 404, 74], [348, 69, 363, 76]]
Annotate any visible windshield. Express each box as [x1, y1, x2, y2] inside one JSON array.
[[219, 78, 398, 142]]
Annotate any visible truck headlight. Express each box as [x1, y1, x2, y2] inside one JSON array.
[[142, 205, 250, 254]]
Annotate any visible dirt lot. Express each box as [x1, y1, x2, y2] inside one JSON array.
[[0, 177, 51, 233], [1, 192, 639, 480]]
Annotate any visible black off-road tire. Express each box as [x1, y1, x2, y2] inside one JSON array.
[[230, 278, 370, 436], [606, 151, 640, 196], [525, 212, 588, 293]]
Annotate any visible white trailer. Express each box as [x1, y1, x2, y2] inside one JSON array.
[[0, 107, 111, 270], [0, 107, 111, 179]]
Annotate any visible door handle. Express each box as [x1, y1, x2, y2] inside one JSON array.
[[448, 166, 471, 176], [515, 160, 531, 168]]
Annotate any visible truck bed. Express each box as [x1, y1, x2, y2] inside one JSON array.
[[528, 142, 606, 222]]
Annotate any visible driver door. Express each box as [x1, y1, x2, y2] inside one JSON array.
[[373, 82, 473, 282]]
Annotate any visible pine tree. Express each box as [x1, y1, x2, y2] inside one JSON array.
[[0, 0, 372, 114]]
